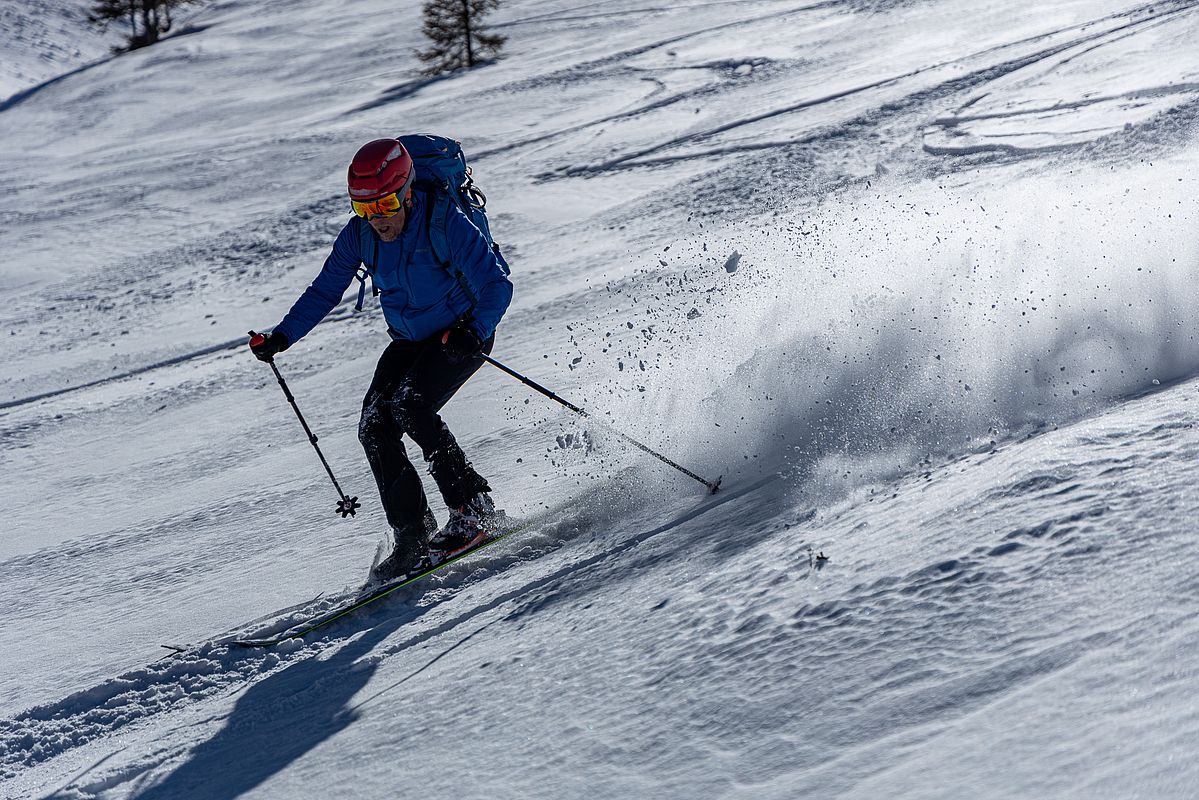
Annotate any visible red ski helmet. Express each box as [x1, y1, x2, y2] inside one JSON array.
[[347, 138, 415, 202]]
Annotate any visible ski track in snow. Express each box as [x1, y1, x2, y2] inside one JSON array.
[[2, 0, 1199, 796], [0, 478, 766, 779], [7, 384, 1198, 797], [547, 1, 1199, 173], [0, 0, 124, 102]]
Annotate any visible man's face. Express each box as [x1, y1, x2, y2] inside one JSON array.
[[369, 203, 407, 243]]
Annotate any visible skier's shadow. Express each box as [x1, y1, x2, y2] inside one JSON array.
[[132, 609, 413, 800]]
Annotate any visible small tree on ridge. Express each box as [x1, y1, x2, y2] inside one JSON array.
[[417, 0, 506, 76]]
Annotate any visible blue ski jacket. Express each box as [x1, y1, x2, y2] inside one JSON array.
[[274, 190, 513, 345]]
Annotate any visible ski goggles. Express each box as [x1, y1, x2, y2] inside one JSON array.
[[351, 192, 404, 220]]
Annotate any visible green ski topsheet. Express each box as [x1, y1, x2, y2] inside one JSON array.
[[236, 519, 535, 648]]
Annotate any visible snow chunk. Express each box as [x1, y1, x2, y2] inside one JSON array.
[[554, 431, 593, 453]]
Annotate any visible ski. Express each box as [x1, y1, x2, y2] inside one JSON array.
[[234, 519, 533, 648]]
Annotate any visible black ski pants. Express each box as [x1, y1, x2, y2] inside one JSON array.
[[358, 333, 495, 546]]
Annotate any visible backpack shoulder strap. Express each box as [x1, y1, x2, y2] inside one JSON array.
[[353, 215, 379, 312], [421, 188, 479, 310], [356, 215, 378, 269], [423, 186, 452, 267]]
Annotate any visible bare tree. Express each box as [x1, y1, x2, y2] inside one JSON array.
[[416, 0, 506, 76], [88, 0, 197, 51]]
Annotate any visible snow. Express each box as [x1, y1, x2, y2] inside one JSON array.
[[0, 0, 123, 102], [1, 0, 1198, 797]]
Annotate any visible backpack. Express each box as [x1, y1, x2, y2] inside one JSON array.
[[352, 134, 509, 312]]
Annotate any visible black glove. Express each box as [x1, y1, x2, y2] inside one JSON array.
[[441, 322, 482, 364], [248, 330, 289, 362]]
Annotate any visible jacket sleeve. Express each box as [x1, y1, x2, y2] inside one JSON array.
[[445, 205, 513, 340], [274, 220, 362, 346]]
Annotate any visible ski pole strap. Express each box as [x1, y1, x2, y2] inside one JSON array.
[[480, 354, 721, 494]]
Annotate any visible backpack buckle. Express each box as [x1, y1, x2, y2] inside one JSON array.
[[466, 184, 487, 210]]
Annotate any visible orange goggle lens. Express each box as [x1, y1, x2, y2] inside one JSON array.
[[351, 192, 403, 219]]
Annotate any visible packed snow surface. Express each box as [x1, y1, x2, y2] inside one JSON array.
[[0, 0, 124, 101], [1, 0, 1197, 797]]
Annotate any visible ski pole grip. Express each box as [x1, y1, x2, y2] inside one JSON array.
[[248, 331, 266, 348]]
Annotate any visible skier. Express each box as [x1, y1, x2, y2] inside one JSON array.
[[250, 138, 513, 582]]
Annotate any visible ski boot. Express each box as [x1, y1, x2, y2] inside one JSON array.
[[370, 516, 435, 584], [427, 492, 496, 565]]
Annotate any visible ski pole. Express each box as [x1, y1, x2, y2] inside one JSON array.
[[249, 332, 361, 518], [481, 354, 721, 494]]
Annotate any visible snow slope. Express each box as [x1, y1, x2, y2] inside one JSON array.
[[1, 0, 1197, 797], [0, 0, 124, 101]]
